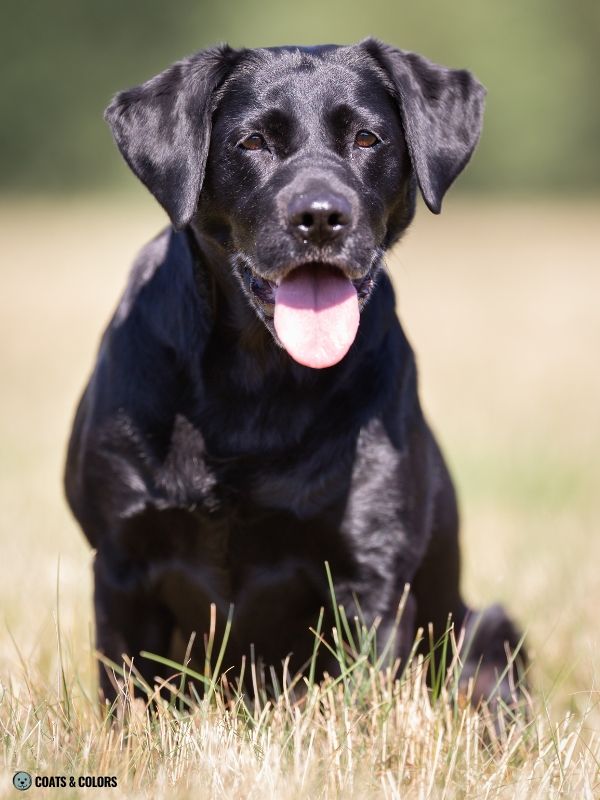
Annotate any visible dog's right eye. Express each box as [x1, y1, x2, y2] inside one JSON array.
[[239, 133, 267, 151], [355, 130, 379, 148]]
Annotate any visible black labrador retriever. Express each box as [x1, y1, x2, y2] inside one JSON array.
[[65, 39, 525, 703]]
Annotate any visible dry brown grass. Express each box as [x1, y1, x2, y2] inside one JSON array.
[[1, 195, 599, 797]]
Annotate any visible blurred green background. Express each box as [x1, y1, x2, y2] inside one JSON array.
[[1, 0, 599, 196]]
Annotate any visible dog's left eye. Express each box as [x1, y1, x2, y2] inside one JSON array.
[[239, 133, 267, 151], [355, 130, 379, 148]]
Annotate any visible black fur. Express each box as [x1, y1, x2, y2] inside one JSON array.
[[65, 40, 524, 702]]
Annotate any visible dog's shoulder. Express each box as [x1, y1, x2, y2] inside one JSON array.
[[110, 227, 209, 345], [87, 226, 215, 422], [71, 226, 210, 453], [65, 228, 215, 532], [113, 227, 175, 325]]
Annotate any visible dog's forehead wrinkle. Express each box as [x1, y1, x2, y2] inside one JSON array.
[[227, 56, 364, 108], [219, 67, 394, 149]]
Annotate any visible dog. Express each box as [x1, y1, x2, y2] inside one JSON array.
[[65, 39, 525, 703]]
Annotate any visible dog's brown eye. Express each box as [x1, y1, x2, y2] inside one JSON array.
[[240, 133, 267, 151], [355, 130, 379, 148]]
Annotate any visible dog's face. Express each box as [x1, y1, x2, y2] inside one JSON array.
[[198, 48, 411, 367], [106, 41, 485, 368]]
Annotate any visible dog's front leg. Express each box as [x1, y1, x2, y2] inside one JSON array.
[[327, 416, 435, 667], [93, 550, 175, 704], [329, 574, 417, 669]]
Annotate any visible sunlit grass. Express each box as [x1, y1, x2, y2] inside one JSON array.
[[1, 594, 598, 799]]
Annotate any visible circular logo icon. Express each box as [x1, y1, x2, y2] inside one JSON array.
[[13, 772, 32, 791]]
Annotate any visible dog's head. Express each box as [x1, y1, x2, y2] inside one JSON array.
[[106, 41, 484, 368]]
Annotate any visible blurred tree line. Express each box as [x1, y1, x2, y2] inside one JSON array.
[[0, 0, 598, 194]]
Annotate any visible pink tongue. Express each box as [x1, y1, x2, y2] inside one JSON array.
[[274, 265, 359, 369]]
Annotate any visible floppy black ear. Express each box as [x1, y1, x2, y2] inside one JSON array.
[[105, 45, 242, 229], [362, 39, 486, 213]]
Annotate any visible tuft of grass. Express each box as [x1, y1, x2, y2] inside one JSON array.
[[2, 595, 599, 800]]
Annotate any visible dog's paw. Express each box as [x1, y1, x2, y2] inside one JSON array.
[[459, 603, 528, 713]]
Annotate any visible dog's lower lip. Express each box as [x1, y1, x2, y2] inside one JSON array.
[[245, 262, 374, 310], [353, 272, 375, 299], [254, 262, 370, 287], [248, 271, 276, 305]]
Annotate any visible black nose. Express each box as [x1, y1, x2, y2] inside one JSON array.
[[288, 191, 352, 245]]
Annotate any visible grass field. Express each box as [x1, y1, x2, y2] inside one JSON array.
[[1, 196, 599, 797]]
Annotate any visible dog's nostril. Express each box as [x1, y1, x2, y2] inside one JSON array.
[[301, 212, 314, 229], [328, 212, 343, 228]]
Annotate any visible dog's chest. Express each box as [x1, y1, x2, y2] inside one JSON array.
[[113, 409, 413, 654], [124, 498, 348, 646], [154, 395, 357, 515]]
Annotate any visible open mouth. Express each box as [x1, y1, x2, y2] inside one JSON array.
[[242, 261, 378, 369]]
